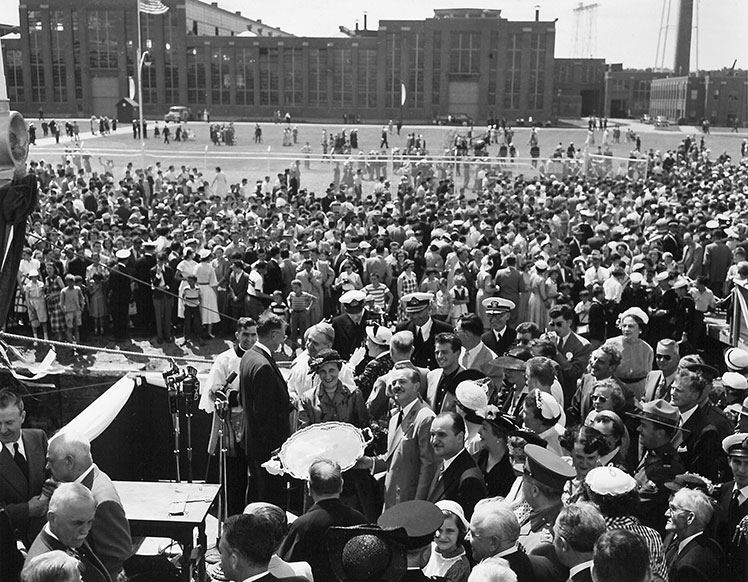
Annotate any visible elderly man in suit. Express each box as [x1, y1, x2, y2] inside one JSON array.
[[0, 389, 49, 547], [495, 255, 526, 328], [357, 365, 437, 509], [45, 432, 131, 580], [25, 483, 110, 582], [396, 293, 453, 370], [546, 304, 592, 405], [426, 412, 485, 519], [663, 488, 724, 582], [239, 314, 292, 507], [481, 298, 517, 357], [220, 513, 307, 582], [456, 313, 497, 376], [553, 503, 606, 582], [716, 433, 748, 581]]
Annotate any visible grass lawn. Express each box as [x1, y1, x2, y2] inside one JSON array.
[[29, 120, 748, 196]]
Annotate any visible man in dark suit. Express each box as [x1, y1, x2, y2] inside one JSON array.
[[239, 314, 291, 507], [279, 459, 366, 581], [469, 497, 554, 582], [426, 412, 485, 519], [396, 293, 452, 370], [25, 483, 111, 582], [331, 290, 372, 361], [133, 241, 157, 332], [481, 298, 517, 357], [45, 433, 131, 580], [219, 513, 307, 582], [108, 249, 132, 341], [0, 389, 49, 547], [264, 247, 284, 296], [671, 368, 728, 483], [151, 251, 175, 343], [663, 487, 724, 582], [553, 503, 606, 582], [495, 256, 526, 327], [228, 259, 250, 320], [547, 304, 592, 405], [716, 433, 748, 581]]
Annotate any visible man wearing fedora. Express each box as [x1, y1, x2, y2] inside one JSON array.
[[396, 292, 453, 370], [631, 399, 686, 536]]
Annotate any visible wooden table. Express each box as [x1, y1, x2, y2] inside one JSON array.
[[114, 481, 220, 582]]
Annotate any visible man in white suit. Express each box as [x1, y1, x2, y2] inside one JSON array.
[[357, 365, 437, 509]]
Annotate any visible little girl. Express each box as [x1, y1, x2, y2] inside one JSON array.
[[88, 272, 107, 335], [433, 278, 452, 322], [423, 502, 470, 582], [449, 274, 469, 326]]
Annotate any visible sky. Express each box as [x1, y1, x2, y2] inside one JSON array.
[[3, 0, 747, 71]]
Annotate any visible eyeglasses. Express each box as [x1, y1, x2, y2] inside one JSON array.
[[656, 354, 672, 360], [591, 394, 608, 402], [548, 321, 565, 328]]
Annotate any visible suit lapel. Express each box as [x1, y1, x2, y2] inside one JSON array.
[[23, 430, 44, 494], [387, 401, 421, 461], [0, 444, 27, 498]]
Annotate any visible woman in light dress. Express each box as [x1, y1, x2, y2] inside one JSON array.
[[527, 260, 550, 330], [475, 256, 496, 328], [195, 249, 220, 338]]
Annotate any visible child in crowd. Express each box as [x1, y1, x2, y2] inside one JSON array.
[[59, 274, 84, 347], [286, 279, 315, 350], [574, 289, 592, 335], [423, 504, 470, 582], [182, 275, 203, 345], [87, 272, 107, 335], [267, 290, 289, 321], [362, 272, 392, 315], [433, 278, 452, 322], [449, 274, 469, 326], [23, 270, 48, 344]]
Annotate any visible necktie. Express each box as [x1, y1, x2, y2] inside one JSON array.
[[416, 327, 424, 346], [654, 374, 665, 400], [729, 489, 741, 518], [13, 443, 29, 481], [396, 410, 404, 428], [664, 536, 679, 570]]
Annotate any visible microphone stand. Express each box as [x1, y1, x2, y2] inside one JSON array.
[[215, 398, 229, 542], [167, 377, 181, 483]]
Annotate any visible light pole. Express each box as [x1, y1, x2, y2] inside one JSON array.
[[137, 48, 150, 145]]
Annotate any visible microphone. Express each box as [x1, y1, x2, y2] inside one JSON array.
[[224, 371, 238, 387], [214, 371, 239, 409]]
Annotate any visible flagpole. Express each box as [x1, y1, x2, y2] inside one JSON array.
[[137, 2, 145, 149]]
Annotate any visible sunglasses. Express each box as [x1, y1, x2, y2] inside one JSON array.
[[656, 354, 672, 360], [591, 394, 608, 402], [548, 321, 565, 328]]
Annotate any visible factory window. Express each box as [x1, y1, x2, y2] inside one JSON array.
[[88, 11, 118, 69], [283, 47, 303, 107], [51, 11, 67, 102], [211, 47, 231, 105], [407, 32, 424, 109], [504, 33, 520, 110], [431, 31, 441, 106], [357, 49, 377, 108], [187, 49, 206, 104], [235, 48, 256, 106], [450, 32, 480, 74], [28, 11, 45, 102], [309, 48, 327, 108], [385, 33, 401, 109], [258, 47, 279, 106], [4, 49, 23, 103]]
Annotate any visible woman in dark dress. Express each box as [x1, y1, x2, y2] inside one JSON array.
[[474, 405, 519, 497]]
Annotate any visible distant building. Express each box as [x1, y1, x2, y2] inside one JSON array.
[[650, 73, 747, 127], [1, 1, 556, 123], [604, 68, 668, 119], [553, 58, 606, 118]]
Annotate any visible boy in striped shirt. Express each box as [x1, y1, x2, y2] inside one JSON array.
[[286, 279, 315, 350]]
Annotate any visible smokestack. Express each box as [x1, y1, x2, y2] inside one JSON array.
[[355, 20, 359, 32], [674, 0, 694, 75], [535, 5, 540, 21], [364, 12, 368, 30]]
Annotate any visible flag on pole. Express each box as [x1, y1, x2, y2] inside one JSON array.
[[400, 82, 407, 107], [139, 0, 169, 15]]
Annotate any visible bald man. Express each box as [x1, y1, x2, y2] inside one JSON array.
[[46, 433, 131, 579]]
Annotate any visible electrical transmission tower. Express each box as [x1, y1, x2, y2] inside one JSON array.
[[571, 2, 599, 58]]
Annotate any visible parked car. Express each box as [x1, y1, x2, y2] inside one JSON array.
[[654, 116, 670, 127], [164, 106, 194, 122], [641, 114, 653, 124], [434, 113, 474, 126]]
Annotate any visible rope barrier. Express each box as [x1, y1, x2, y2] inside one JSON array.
[[0, 331, 216, 364], [17, 381, 124, 398]]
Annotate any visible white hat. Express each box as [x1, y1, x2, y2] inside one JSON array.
[[198, 248, 212, 260], [532, 390, 561, 421], [534, 260, 549, 271], [629, 272, 644, 284], [619, 306, 649, 325], [482, 297, 516, 314], [340, 289, 367, 306], [723, 372, 748, 391], [27, 269, 39, 277], [366, 324, 392, 346], [455, 381, 489, 413], [435, 500, 469, 530], [725, 347, 748, 371], [585, 466, 637, 495], [671, 277, 690, 290], [115, 249, 131, 260]]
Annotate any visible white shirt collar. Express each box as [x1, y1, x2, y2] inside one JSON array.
[[569, 560, 594, 578], [399, 398, 419, 419], [679, 404, 698, 425], [242, 572, 270, 582], [254, 341, 273, 357], [441, 449, 463, 473], [733, 482, 748, 505], [494, 543, 520, 558], [74, 464, 95, 484], [461, 343, 483, 367], [0, 437, 25, 457], [677, 532, 703, 554], [418, 318, 434, 340]]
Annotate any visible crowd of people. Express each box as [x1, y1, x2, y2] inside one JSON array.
[[4, 121, 748, 582]]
